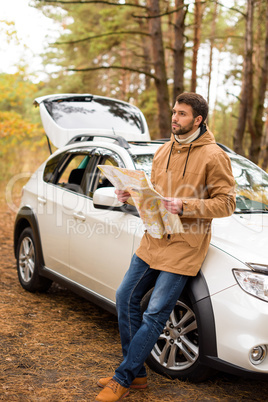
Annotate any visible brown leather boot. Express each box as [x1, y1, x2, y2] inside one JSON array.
[[95, 379, 129, 401], [97, 376, 148, 389]]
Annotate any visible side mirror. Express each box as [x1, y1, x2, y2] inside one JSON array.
[[93, 187, 139, 217], [93, 187, 123, 209]]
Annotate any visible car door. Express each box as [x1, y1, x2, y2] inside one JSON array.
[[68, 147, 141, 302], [37, 150, 93, 278]]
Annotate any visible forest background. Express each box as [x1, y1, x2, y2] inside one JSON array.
[[1, 0, 268, 202]]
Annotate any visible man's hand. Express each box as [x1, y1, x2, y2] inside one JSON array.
[[115, 189, 131, 203], [162, 197, 183, 215]]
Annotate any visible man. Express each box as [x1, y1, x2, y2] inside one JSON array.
[[95, 92, 236, 402]]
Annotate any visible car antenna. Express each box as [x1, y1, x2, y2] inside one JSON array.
[[46, 134, 52, 155]]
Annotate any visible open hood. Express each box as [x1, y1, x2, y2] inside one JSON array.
[[34, 94, 150, 148]]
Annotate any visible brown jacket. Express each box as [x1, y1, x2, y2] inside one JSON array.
[[136, 126, 236, 276]]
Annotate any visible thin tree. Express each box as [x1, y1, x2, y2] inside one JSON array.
[[250, 0, 268, 164], [207, 1, 218, 122], [147, 0, 171, 137], [172, 0, 187, 103], [191, 0, 202, 92], [233, 0, 254, 156]]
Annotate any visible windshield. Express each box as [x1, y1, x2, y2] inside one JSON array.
[[133, 153, 268, 213], [231, 155, 268, 213]]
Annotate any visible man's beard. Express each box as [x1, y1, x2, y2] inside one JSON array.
[[172, 118, 195, 136]]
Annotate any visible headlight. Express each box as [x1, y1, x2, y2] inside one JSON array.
[[233, 269, 268, 302]]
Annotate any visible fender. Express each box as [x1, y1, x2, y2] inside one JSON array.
[[14, 206, 45, 268], [186, 272, 268, 379], [186, 271, 217, 360]]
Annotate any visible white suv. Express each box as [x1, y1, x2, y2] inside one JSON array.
[[14, 94, 268, 382]]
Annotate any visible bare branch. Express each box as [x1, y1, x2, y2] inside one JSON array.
[[207, 0, 246, 18], [132, 3, 187, 19], [36, 0, 147, 9], [54, 30, 150, 45], [68, 64, 157, 80]]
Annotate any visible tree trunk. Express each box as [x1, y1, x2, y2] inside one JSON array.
[[250, 0, 268, 164], [262, 112, 268, 170], [191, 0, 202, 93], [148, 0, 171, 138], [207, 1, 218, 122], [246, 0, 257, 163], [233, 0, 254, 156], [135, 7, 152, 90], [173, 0, 187, 103]]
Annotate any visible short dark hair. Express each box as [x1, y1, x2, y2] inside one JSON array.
[[175, 92, 208, 124]]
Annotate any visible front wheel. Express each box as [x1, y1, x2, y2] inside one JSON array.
[[142, 292, 214, 382], [16, 227, 52, 292]]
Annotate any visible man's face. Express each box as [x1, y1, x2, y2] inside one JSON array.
[[171, 102, 201, 137]]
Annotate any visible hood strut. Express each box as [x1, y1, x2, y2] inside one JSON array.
[[46, 135, 52, 155]]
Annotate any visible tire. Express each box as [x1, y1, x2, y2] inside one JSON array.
[[16, 227, 52, 292], [141, 290, 214, 383]]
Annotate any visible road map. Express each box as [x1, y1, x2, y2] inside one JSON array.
[[98, 165, 184, 239]]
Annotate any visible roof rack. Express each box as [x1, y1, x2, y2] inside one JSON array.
[[66, 134, 130, 149], [128, 139, 168, 145]]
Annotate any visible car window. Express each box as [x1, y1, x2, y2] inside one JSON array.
[[43, 153, 64, 183], [88, 156, 119, 198], [44, 151, 93, 194], [87, 150, 125, 198], [57, 154, 91, 193], [58, 154, 87, 184]]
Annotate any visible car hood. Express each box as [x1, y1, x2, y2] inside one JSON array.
[[34, 94, 150, 148], [211, 213, 268, 265]]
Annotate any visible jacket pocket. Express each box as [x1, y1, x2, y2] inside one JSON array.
[[180, 232, 200, 248]]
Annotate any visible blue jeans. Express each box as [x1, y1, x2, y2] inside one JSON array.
[[113, 254, 188, 388]]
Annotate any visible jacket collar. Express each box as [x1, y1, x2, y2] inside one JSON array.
[[166, 125, 216, 175]]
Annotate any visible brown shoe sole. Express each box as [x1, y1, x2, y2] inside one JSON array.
[[97, 379, 147, 390], [95, 389, 129, 402]]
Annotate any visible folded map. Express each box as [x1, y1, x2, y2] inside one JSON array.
[[97, 165, 184, 239]]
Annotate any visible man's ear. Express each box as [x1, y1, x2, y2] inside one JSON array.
[[195, 115, 203, 126]]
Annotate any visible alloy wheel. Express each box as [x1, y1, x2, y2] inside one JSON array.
[[151, 300, 199, 371], [18, 236, 35, 283]]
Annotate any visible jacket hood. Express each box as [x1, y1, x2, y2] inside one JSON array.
[[166, 125, 216, 174]]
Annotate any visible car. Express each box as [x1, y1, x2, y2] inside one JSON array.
[[14, 94, 268, 382]]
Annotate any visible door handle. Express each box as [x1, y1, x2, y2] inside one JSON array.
[[38, 196, 47, 205], [73, 212, 86, 221]]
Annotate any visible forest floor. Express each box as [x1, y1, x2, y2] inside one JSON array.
[[0, 195, 267, 402]]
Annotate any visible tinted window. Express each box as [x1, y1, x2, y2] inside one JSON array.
[[44, 97, 145, 134], [57, 154, 89, 189], [88, 151, 124, 197], [43, 153, 64, 183], [44, 152, 92, 194]]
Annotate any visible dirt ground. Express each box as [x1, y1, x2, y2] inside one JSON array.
[[0, 200, 268, 402]]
